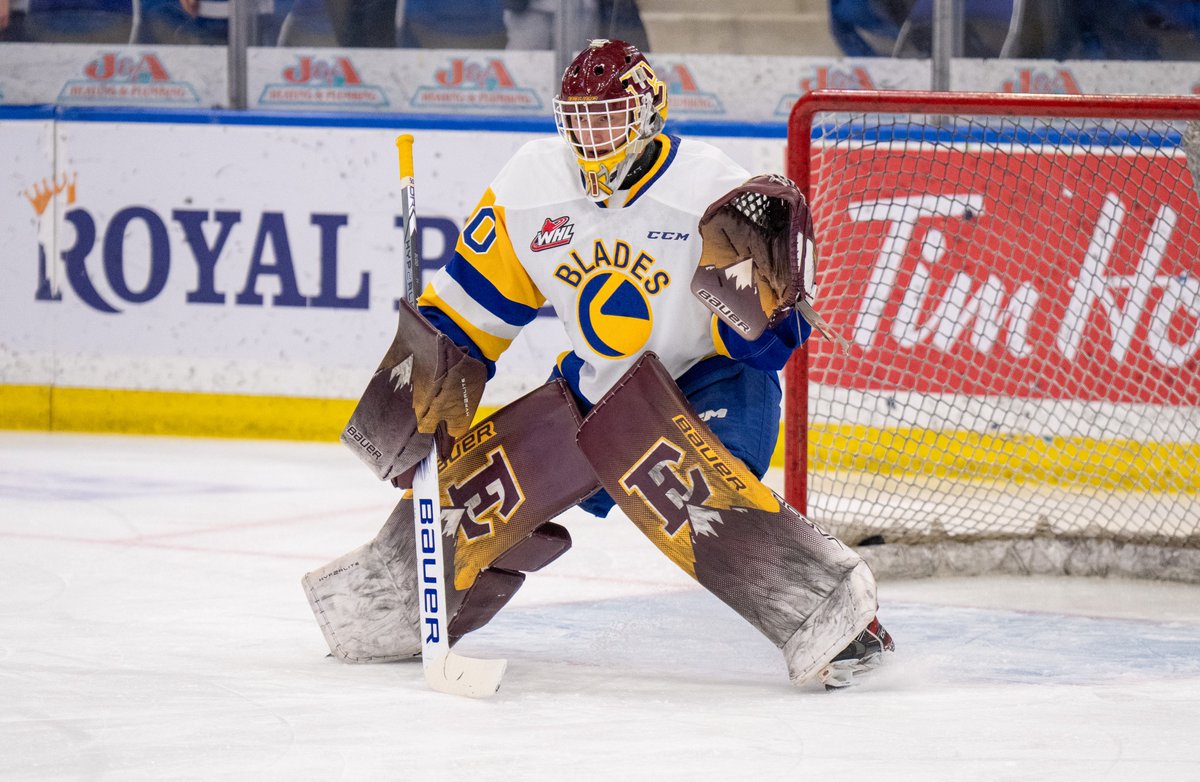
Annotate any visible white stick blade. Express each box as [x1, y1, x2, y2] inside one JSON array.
[[425, 652, 508, 698]]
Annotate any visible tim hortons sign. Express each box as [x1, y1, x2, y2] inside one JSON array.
[[810, 144, 1200, 405]]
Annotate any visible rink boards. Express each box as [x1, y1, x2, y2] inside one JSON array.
[[2, 107, 1196, 490], [0, 107, 781, 442]]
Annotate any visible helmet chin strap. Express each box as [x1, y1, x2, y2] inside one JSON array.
[[616, 137, 662, 190]]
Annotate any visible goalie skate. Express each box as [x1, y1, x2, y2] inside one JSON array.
[[818, 617, 895, 690]]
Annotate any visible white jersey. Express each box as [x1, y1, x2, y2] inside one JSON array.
[[419, 134, 751, 404]]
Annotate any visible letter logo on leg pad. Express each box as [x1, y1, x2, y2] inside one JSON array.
[[578, 354, 874, 654], [446, 447, 525, 542], [620, 439, 711, 537]]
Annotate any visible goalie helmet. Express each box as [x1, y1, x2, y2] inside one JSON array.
[[553, 39, 668, 201]]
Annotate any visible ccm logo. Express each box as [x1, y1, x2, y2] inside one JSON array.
[[647, 231, 689, 240]]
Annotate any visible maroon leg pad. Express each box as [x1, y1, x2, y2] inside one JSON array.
[[491, 522, 572, 573], [448, 567, 525, 641], [447, 523, 572, 643], [442, 380, 596, 594], [436, 380, 597, 642], [576, 353, 871, 652]]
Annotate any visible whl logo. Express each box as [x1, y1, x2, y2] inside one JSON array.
[[59, 52, 199, 105], [531, 216, 574, 251], [259, 56, 388, 108], [411, 57, 541, 111]]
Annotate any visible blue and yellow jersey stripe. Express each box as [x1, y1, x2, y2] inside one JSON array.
[[710, 314, 733, 359], [623, 134, 679, 207], [597, 134, 680, 210], [709, 310, 813, 372], [550, 350, 591, 408], [418, 189, 546, 363]]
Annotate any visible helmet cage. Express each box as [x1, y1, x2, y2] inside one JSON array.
[[553, 92, 657, 200]]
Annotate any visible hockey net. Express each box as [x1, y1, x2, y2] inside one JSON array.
[[785, 90, 1200, 582]]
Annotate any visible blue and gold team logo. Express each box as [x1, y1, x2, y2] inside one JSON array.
[[578, 272, 653, 358]]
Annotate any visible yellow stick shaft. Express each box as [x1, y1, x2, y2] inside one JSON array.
[[396, 134, 419, 305]]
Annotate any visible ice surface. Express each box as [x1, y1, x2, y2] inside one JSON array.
[[3, 432, 1200, 780]]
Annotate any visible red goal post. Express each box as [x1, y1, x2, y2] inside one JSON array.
[[784, 90, 1200, 580]]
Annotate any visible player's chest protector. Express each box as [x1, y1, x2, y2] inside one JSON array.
[[510, 199, 715, 378]]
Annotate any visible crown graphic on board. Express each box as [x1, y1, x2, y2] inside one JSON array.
[[25, 172, 78, 216]]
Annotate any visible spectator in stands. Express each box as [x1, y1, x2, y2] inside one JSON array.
[[1061, 0, 1200, 60], [17, 0, 133, 42], [505, 0, 648, 52], [321, 0, 396, 47], [828, 0, 1072, 59], [504, 0, 597, 51], [272, 0, 337, 47], [598, 0, 649, 51], [827, 0, 907, 56], [1, 0, 29, 41], [397, 0, 506, 49], [136, 0, 278, 45], [829, 0, 1200, 60]]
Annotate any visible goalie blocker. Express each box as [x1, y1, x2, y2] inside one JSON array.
[[341, 300, 488, 484], [577, 353, 878, 685], [304, 380, 600, 662]]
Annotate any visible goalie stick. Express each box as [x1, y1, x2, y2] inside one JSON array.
[[396, 134, 507, 698]]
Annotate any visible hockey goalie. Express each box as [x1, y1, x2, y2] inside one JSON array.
[[303, 38, 894, 690]]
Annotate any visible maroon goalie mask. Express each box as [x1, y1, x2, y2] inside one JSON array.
[[553, 39, 668, 201]]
